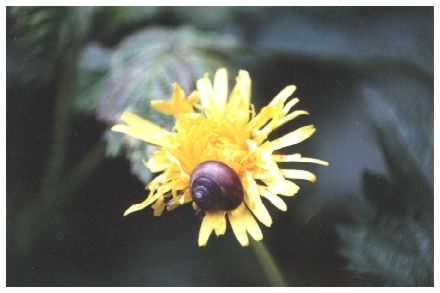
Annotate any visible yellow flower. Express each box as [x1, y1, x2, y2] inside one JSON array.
[[112, 68, 328, 247]]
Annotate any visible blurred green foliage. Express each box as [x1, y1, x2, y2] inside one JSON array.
[[75, 27, 240, 181], [8, 7, 96, 84], [9, 7, 96, 54], [337, 72, 433, 285], [7, 6, 433, 286]]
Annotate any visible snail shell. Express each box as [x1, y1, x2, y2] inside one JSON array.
[[190, 161, 244, 211]]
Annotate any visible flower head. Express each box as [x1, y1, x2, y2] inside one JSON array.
[[112, 68, 328, 246]]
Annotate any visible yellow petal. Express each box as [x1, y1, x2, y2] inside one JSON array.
[[281, 169, 317, 182], [150, 100, 171, 115], [123, 191, 160, 216], [198, 214, 215, 247], [146, 173, 167, 190], [179, 189, 192, 204], [273, 153, 329, 166], [165, 198, 179, 211], [213, 211, 227, 236], [152, 197, 165, 216], [112, 112, 172, 147], [277, 179, 300, 196], [150, 83, 194, 116], [263, 176, 300, 197], [282, 97, 300, 114], [247, 199, 272, 227], [228, 204, 250, 246], [226, 70, 251, 124], [242, 209, 263, 242], [198, 211, 227, 246], [270, 125, 316, 150], [242, 171, 258, 208], [269, 85, 296, 107], [254, 110, 309, 144], [229, 70, 251, 103], [188, 90, 200, 105], [248, 86, 295, 133], [243, 172, 272, 227], [213, 68, 228, 110], [196, 73, 214, 110], [228, 203, 263, 244], [276, 110, 309, 129], [247, 106, 273, 131], [170, 174, 190, 190], [124, 172, 175, 216], [273, 153, 301, 162], [258, 186, 287, 211], [145, 150, 171, 172], [237, 70, 251, 102]]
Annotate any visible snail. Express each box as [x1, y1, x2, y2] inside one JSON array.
[[190, 161, 244, 211]]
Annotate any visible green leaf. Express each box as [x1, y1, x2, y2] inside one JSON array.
[[104, 130, 154, 183], [8, 7, 97, 84], [337, 106, 433, 285], [337, 216, 433, 286], [9, 7, 96, 56], [95, 7, 162, 32], [73, 26, 240, 182], [74, 26, 239, 121], [336, 64, 433, 285]]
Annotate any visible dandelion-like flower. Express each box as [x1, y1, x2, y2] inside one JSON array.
[[112, 68, 328, 246]]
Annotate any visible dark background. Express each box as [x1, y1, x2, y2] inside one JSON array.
[[7, 7, 433, 286]]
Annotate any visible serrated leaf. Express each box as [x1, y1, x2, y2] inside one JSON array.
[[338, 135, 433, 285], [74, 26, 239, 121], [73, 44, 113, 113], [96, 7, 162, 32], [10, 7, 96, 56], [361, 70, 433, 208], [338, 217, 433, 286], [337, 66, 433, 285], [74, 26, 239, 182], [8, 7, 97, 85]]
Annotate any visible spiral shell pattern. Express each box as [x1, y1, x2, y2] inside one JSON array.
[[190, 161, 244, 211]]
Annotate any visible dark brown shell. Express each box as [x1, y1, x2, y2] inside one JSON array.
[[190, 161, 244, 211]]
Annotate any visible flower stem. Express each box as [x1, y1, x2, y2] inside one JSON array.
[[251, 240, 287, 286], [40, 48, 78, 203], [57, 140, 106, 199]]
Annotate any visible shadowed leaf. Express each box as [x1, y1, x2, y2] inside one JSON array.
[[74, 26, 240, 182]]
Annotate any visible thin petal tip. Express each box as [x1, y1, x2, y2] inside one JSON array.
[[123, 203, 146, 216], [285, 84, 297, 93], [123, 208, 133, 217], [110, 125, 122, 132], [238, 69, 250, 76]]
